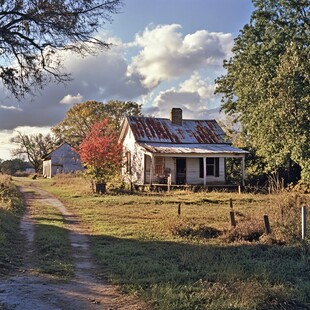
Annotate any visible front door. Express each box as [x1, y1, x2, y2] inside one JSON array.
[[176, 158, 186, 184]]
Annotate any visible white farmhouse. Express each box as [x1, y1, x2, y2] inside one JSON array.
[[119, 108, 248, 188], [42, 142, 84, 178]]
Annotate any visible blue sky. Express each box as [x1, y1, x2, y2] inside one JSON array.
[[0, 0, 254, 160]]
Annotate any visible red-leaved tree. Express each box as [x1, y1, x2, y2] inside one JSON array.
[[78, 119, 123, 193]]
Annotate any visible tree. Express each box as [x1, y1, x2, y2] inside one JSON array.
[[78, 119, 123, 193], [0, 0, 122, 99], [52, 100, 142, 147], [10, 132, 58, 172], [0, 158, 28, 175], [215, 0, 310, 185]]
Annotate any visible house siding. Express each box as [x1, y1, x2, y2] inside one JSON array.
[[122, 128, 145, 185]]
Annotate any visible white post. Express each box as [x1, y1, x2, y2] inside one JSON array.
[[150, 155, 154, 185], [241, 155, 245, 186], [203, 157, 207, 186], [302, 206, 307, 240]]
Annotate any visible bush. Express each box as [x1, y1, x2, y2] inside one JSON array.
[[169, 219, 221, 239], [221, 217, 265, 243], [272, 192, 305, 244]]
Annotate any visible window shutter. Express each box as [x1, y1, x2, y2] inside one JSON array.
[[215, 158, 220, 177]]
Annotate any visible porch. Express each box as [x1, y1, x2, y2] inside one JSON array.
[[135, 183, 244, 193], [143, 149, 247, 188]]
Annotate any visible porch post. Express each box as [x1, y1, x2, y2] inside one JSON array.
[[150, 154, 154, 185], [241, 155, 245, 186], [203, 157, 207, 186]]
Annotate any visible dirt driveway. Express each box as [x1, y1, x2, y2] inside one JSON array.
[[0, 183, 147, 310]]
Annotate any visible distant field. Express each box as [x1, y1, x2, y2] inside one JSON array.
[[16, 175, 310, 309]]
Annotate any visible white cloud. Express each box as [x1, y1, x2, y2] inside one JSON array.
[[128, 24, 233, 88], [0, 105, 23, 111], [146, 72, 221, 118], [60, 93, 83, 104], [0, 25, 233, 159]]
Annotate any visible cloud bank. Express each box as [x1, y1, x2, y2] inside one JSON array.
[[0, 24, 233, 158]]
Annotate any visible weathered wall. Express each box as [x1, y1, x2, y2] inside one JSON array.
[[43, 143, 83, 178]]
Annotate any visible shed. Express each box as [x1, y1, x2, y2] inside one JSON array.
[[42, 142, 84, 178]]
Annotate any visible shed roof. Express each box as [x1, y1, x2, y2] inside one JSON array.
[[140, 143, 248, 155], [126, 116, 228, 144]]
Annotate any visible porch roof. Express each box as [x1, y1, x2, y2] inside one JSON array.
[[139, 143, 248, 155]]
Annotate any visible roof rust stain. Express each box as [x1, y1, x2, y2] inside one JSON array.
[[127, 116, 227, 144]]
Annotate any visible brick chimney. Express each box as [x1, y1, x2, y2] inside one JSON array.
[[170, 108, 183, 125]]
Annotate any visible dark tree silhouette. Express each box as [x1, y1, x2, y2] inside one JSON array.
[[0, 0, 122, 98]]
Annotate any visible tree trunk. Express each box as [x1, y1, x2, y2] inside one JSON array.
[[95, 183, 106, 194]]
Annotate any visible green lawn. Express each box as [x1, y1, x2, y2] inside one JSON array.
[[18, 175, 310, 309]]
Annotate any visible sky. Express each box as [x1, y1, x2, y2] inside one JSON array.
[[0, 0, 254, 160]]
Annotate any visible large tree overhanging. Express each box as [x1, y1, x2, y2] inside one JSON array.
[[0, 0, 122, 98], [215, 0, 310, 184]]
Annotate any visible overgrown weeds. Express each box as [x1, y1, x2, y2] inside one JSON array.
[[0, 175, 24, 275], [221, 217, 265, 242], [169, 219, 221, 239]]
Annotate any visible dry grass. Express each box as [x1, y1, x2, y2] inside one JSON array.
[[20, 174, 310, 310], [0, 175, 24, 275]]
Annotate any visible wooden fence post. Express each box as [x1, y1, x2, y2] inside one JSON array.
[[178, 203, 181, 216], [167, 174, 171, 192], [302, 206, 307, 240], [263, 214, 271, 234], [230, 198, 233, 209], [230, 211, 236, 228]]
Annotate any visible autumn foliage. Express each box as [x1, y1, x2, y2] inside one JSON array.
[[78, 119, 123, 187]]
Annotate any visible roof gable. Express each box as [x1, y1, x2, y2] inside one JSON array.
[[126, 116, 228, 144]]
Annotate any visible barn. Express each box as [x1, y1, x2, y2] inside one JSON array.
[[119, 108, 248, 188], [42, 142, 84, 178]]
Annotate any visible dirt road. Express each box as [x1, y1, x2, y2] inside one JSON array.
[[0, 183, 147, 310]]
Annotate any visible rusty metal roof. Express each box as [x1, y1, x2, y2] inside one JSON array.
[[127, 116, 228, 144], [140, 143, 248, 155]]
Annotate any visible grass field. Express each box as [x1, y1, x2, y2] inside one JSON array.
[[0, 175, 24, 275], [15, 175, 310, 309]]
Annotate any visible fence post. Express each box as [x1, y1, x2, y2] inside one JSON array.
[[263, 214, 271, 234], [178, 203, 181, 216], [230, 211, 236, 228], [167, 174, 171, 192], [302, 206, 307, 240], [230, 198, 233, 209]]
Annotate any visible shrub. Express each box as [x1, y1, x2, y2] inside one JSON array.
[[169, 219, 221, 239], [221, 217, 265, 243], [272, 192, 305, 244]]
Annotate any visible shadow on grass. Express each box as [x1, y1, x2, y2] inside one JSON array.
[[0, 208, 24, 275], [91, 235, 310, 310]]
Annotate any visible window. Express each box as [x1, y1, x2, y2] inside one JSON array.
[[199, 158, 219, 177], [155, 157, 164, 175]]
